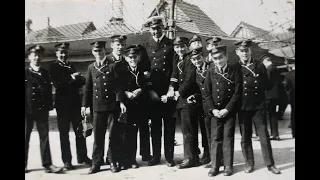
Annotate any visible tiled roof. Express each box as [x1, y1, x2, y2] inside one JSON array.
[[84, 18, 141, 38], [230, 21, 273, 41], [25, 22, 96, 43], [148, 0, 228, 37]]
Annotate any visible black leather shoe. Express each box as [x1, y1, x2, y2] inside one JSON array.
[[177, 160, 196, 169], [166, 160, 175, 167], [105, 159, 110, 165], [142, 155, 152, 161], [131, 161, 139, 169], [148, 157, 160, 166], [208, 167, 219, 177], [223, 166, 233, 176], [44, 165, 63, 173], [267, 165, 281, 174], [64, 163, 75, 170], [110, 163, 120, 173], [88, 165, 100, 174], [78, 158, 92, 166], [203, 161, 211, 168], [270, 136, 281, 141], [200, 156, 211, 165], [244, 165, 254, 173]]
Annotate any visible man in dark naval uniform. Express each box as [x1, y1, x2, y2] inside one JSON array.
[[204, 37, 222, 68], [169, 38, 201, 169], [142, 16, 176, 166], [49, 42, 91, 170], [261, 55, 281, 141], [284, 67, 295, 138], [81, 41, 126, 174], [119, 45, 149, 169], [234, 40, 281, 174], [25, 45, 63, 174], [203, 45, 241, 177], [188, 34, 210, 164]]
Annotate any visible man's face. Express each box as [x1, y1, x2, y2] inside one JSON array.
[[189, 41, 202, 49], [236, 47, 252, 62], [190, 55, 204, 69], [92, 48, 106, 59], [56, 50, 69, 62], [149, 25, 163, 38], [111, 41, 126, 55], [28, 52, 43, 67], [125, 54, 139, 68], [174, 44, 188, 56], [212, 52, 228, 68]]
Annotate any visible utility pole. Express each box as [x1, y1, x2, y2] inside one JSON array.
[[167, 0, 176, 39]]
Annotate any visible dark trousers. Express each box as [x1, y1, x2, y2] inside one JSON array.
[[178, 105, 199, 161], [210, 114, 236, 167], [290, 99, 295, 137], [92, 111, 120, 165], [25, 111, 52, 168], [56, 107, 88, 164], [138, 117, 151, 157], [238, 109, 275, 166], [150, 102, 176, 161], [266, 99, 279, 137], [195, 113, 209, 150]]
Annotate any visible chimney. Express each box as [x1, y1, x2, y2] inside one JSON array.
[[47, 17, 51, 27]]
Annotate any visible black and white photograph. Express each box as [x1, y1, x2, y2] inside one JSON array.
[[25, 0, 295, 179]]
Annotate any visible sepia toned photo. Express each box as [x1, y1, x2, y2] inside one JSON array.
[[25, 0, 295, 179]]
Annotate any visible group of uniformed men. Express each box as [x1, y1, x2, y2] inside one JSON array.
[[25, 15, 294, 177]]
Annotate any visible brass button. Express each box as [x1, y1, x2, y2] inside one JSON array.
[[202, 88, 204, 90], [217, 96, 220, 98], [104, 83, 106, 85], [106, 96, 108, 98], [228, 89, 231, 91], [217, 89, 219, 91], [255, 93, 257, 95], [155, 63, 157, 66], [216, 82, 219, 85], [153, 51, 155, 53], [163, 62, 166, 64], [95, 90, 97, 92], [94, 83, 97, 86], [245, 93, 247, 96], [255, 87, 257, 89], [96, 96, 98, 98], [254, 80, 257, 83], [244, 81, 246, 84], [105, 89, 107, 91], [228, 82, 230, 84], [153, 57, 156, 59], [103, 76, 105, 79], [245, 87, 247, 90], [217, 103, 220, 105], [163, 68, 165, 71], [164, 56, 166, 58]]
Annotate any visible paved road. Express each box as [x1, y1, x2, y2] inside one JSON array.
[[26, 107, 295, 180]]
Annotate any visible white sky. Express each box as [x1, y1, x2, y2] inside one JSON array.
[[25, 0, 295, 35]]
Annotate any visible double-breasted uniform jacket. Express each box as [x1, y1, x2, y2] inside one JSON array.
[[49, 60, 85, 110], [170, 53, 199, 109], [25, 67, 53, 114], [143, 35, 174, 96], [193, 62, 210, 113], [203, 64, 242, 115], [265, 64, 281, 100], [82, 58, 122, 112], [235, 59, 271, 111]]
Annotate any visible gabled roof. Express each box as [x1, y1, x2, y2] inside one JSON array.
[[84, 18, 141, 38], [148, 0, 228, 37], [25, 22, 96, 43], [230, 21, 273, 40]]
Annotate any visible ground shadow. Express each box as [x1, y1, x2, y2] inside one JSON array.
[[232, 147, 295, 174]]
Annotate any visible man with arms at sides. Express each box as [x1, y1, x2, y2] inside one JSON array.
[[25, 45, 63, 173], [234, 40, 281, 174], [81, 41, 127, 174], [142, 16, 176, 167], [202, 45, 241, 177], [261, 54, 281, 141], [187, 34, 210, 164], [49, 42, 91, 170]]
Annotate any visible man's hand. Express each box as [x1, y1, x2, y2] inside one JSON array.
[[149, 90, 160, 101], [161, 95, 168, 103], [187, 95, 196, 104], [125, 91, 135, 100], [120, 102, 127, 114], [166, 86, 175, 98], [81, 107, 88, 118], [212, 109, 220, 118], [144, 71, 150, 79], [132, 88, 142, 97], [218, 109, 229, 118]]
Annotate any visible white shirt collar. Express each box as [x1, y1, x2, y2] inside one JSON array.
[[30, 63, 40, 72], [112, 52, 120, 61], [130, 66, 137, 72], [153, 33, 165, 43], [217, 64, 227, 73]]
